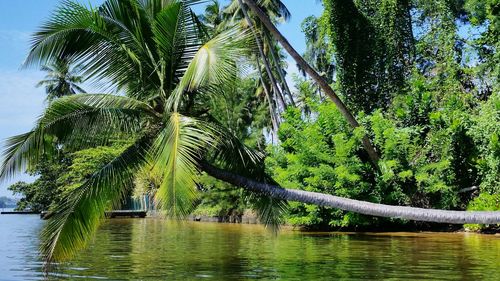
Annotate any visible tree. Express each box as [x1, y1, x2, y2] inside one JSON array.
[[301, 15, 335, 84], [202, 162, 500, 225], [36, 58, 86, 103], [321, 0, 414, 113], [199, 0, 225, 34], [228, 0, 295, 122], [7, 154, 67, 212], [2, 0, 283, 264]]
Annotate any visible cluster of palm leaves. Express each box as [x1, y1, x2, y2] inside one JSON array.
[[35, 58, 86, 103], [200, 0, 294, 137], [1, 0, 288, 263]]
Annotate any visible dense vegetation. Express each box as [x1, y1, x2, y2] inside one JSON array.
[[264, 0, 499, 229], [1, 0, 498, 265]]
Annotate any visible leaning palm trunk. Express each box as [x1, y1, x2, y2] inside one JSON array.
[[202, 162, 500, 224], [242, 0, 380, 167]]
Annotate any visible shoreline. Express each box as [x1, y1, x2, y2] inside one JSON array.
[[146, 211, 500, 235]]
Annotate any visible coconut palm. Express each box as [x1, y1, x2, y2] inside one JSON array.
[[1, 0, 287, 264], [227, 0, 294, 113], [36, 58, 85, 103], [199, 0, 225, 33]]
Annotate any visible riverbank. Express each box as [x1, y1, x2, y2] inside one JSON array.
[[146, 210, 500, 234]]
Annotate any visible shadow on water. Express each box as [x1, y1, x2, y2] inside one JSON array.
[[1, 216, 499, 280]]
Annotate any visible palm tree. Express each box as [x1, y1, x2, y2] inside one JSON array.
[[36, 58, 85, 103], [202, 162, 500, 224], [202, 0, 286, 138], [1, 0, 499, 267], [2, 0, 286, 264], [228, 0, 294, 114], [199, 0, 225, 33]]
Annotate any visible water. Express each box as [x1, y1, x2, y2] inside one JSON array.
[[0, 213, 44, 281], [1, 215, 499, 280]]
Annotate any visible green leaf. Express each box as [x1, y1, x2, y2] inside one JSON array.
[[151, 113, 217, 217], [40, 136, 151, 263]]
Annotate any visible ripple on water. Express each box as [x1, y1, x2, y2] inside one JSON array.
[[1, 217, 500, 280]]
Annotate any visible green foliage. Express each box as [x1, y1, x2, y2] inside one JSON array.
[[194, 174, 246, 217], [58, 144, 128, 195], [464, 193, 500, 231], [267, 72, 498, 229], [266, 102, 376, 229], [321, 0, 413, 112], [468, 93, 500, 194], [463, 0, 499, 97], [192, 76, 275, 220], [7, 144, 127, 213], [266, 0, 497, 230], [301, 16, 334, 83], [8, 154, 67, 212]]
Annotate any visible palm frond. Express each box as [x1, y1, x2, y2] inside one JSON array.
[[168, 26, 254, 110], [151, 0, 207, 98], [210, 122, 265, 176], [258, 0, 290, 22], [151, 113, 217, 217], [224, 0, 290, 23], [24, 0, 151, 95], [203, 121, 288, 232], [24, 1, 109, 67], [0, 94, 156, 181], [40, 136, 151, 264], [247, 192, 288, 233], [139, 0, 205, 19], [0, 132, 54, 182]]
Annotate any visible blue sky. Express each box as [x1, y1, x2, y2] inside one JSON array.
[[0, 0, 322, 197]]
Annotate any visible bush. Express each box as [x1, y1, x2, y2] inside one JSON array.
[[464, 193, 500, 231]]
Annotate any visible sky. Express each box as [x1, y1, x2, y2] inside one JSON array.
[[0, 0, 322, 197]]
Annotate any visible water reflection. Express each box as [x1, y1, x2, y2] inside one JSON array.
[[1, 216, 499, 280]]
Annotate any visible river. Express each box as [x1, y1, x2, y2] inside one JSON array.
[[0, 214, 499, 280]]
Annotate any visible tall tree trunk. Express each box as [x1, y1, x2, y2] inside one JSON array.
[[201, 162, 500, 224], [237, 0, 287, 111], [242, 0, 380, 167], [265, 32, 296, 107], [256, 58, 279, 138]]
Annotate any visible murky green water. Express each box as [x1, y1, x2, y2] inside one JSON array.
[[1, 215, 499, 280]]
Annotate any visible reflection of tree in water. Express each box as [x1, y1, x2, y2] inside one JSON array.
[[53, 221, 500, 280], [56, 219, 135, 279], [128, 219, 251, 279]]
